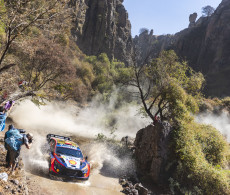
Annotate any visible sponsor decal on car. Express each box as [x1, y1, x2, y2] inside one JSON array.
[[69, 160, 77, 165], [61, 155, 81, 169]]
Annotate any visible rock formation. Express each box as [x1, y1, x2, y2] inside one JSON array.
[[71, 0, 133, 65], [69, 0, 230, 97], [188, 12, 197, 28], [69, 0, 88, 35], [133, 31, 173, 65], [119, 177, 150, 195], [134, 122, 171, 185], [134, 0, 230, 97], [173, 0, 230, 97]]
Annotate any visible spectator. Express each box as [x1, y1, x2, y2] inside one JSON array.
[[153, 115, 161, 125], [4, 100, 15, 112], [4, 125, 25, 168], [18, 80, 28, 91], [0, 106, 7, 131], [5, 131, 33, 174]]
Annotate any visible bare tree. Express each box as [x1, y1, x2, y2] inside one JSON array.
[[0, 0, 70, 74], [202, 5, 215, 17], [0, 37, 76, 103]]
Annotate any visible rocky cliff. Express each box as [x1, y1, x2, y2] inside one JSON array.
[[134, 123, 171, 185], [69, 0, 230, 97], [133, 31, 173, 65], [134, 0, 230, 97], [71, 0, 133, 65]]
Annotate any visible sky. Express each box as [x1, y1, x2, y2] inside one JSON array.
[[123, 0, 222, 36]]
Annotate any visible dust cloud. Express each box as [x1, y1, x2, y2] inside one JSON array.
[[9, 93, 149, 178], [196, 111, 230, 142], [10, 96, 149, 139]]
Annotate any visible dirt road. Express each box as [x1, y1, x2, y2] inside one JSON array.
[[20, 132, 123, 195], [25, 171, 122, 195], [6, 100, 142, 195]]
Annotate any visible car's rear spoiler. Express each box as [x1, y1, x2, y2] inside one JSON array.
[[47, 134, 71, 142]]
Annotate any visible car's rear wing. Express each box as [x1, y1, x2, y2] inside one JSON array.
[[47, 134, 71, 142]]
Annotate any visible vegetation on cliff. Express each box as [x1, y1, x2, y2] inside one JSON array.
[[0, 0, 131, 104], [130, 50, 230, 194], [85, 53, 131, 95], [170, 120, 230, 194]]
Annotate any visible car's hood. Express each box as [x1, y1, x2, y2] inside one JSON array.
[[60, 155, 81, 169]]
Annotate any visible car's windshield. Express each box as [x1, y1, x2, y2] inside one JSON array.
[[56, 147, 83, 158]]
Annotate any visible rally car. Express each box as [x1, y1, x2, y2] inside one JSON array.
[[46, 134, 90, 180]]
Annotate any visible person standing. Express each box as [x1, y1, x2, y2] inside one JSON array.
[[4, 100, 15, 112], [5, 131, 33, 174], [0, 106, 7, 131], [4, 125, 25, 168]]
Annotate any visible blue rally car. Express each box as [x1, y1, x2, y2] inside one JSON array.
[[47, 134, 90, 180]]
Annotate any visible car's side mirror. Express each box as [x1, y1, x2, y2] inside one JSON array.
[[85, 156, 88, 161]]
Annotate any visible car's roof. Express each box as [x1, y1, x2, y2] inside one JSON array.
[[53, 137, 80, 150]]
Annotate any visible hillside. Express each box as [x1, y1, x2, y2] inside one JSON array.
[[133, 0, 230, 97]]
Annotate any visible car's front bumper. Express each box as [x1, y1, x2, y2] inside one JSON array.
[[50, 166, 89, 180]]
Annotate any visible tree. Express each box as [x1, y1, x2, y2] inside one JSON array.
[[202, 5, 215, 17], [139, 28, 149, 34], [128, 50, 204, 123], [0, 37, 76, 103], [0, 0, 5, 40], [85, 53, 132, 95], [0, 0, 70, 74]]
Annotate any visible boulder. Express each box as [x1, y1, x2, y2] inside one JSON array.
[[134, 122, 171, 184], [134, 183, 148, 195]]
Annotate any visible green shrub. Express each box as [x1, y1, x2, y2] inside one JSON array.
[[171, 119, 230, 194], [55, 33, 70, 46], [85, 53, 131, 96]]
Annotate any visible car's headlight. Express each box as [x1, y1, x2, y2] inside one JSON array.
[[82, 165, 88, 173], [82, 168, 88, 173]]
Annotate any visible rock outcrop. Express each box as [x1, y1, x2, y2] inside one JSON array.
[[134, 0, 230, 97], [69, 0, 88, 35], [188, 12, 197, 28], [134, 122, 171, 185], [173, 0, 230, 97], [71, 0, 133, 65], [119, 177, 150, 195], [133, 31, 173, 65], [69, 0, 230, 97]]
